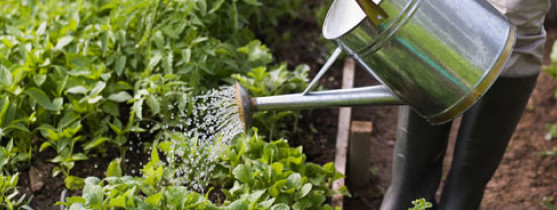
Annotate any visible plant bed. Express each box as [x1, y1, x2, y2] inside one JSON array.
[[59, 132, 347, 209], [0, 0, 355, 209]]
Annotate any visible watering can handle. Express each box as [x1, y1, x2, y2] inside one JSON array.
[[356, 0, 388, 25]]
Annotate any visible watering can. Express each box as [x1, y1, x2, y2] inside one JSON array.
[[235, 0, 516, 131]]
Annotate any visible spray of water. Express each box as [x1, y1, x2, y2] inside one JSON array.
[[162, 86, 243, 191]]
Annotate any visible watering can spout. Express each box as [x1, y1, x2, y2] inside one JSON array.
[[234, 82, 402, 131]]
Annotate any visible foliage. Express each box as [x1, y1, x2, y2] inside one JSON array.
[[0, 139, 29, 175], [0, 0, 308, 181], [0, 173, 32, 210], [0, 0, 350, 209], [408, 198, 432, 210], [61, 132, 345, 209]]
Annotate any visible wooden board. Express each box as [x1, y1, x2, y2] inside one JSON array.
[[331, 58, 355, 208]]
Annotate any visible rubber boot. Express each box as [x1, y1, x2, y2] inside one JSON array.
[[380, 106, 453, 210], [439, 74, 539, 210]]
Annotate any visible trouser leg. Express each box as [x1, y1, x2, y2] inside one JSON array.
[[380, 106, 452, 210], [439, 74, 539, 210]]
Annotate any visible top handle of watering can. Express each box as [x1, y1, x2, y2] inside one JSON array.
[[355, 0, 388, 25]]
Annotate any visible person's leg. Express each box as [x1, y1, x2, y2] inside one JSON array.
[[380, 106, 452, 210], [438, 0, 549, 207], [438, 74, 538, 210]]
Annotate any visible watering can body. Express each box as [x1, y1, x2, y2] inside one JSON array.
[[236, 0, 516, 129]]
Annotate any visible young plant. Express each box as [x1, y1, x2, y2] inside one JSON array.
[[409, 198, 433, 210], [0, 173, 32, 210]]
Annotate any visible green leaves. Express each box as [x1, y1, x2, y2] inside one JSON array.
[[238, 41, 273, 67], [65, 176, 85, 190], [82, 177, 103, 209], [1, 0, 316, 209], [409, 198, 433, 210], [54, 36, 74, 51], [0, 66, 13, 88], [108, 91, 132, 103], [114, 54, 127, 76], [233, 164, 253, 184], [24, 88, 62, 111]]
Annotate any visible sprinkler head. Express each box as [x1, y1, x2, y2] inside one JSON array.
[[235, 82, 254, 132]]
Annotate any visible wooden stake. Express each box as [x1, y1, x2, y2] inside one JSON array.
[[331, 58, 355, 208], [348, 121, 373, 187]]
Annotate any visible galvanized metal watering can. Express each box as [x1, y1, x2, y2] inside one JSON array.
[[235, 0, 516, 130]]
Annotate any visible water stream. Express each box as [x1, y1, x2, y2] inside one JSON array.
[[163, 86, 243, 191]]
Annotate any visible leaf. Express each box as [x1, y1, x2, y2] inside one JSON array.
[[293, 199, 311, 210], [226, 200, 249, 210], [66, 86, 88, 95], [259, 197, 275, 209], [53, 97, 63, 110], [58, 111, 79, 129], [5, 122, 31, 133], [90, 81, 106, 96], [243, 0, 261, 6], [106, 159, 122, 177], [148, 51, 163, 70], [181, 48, 192, 63], [55, 36, 74, 50], [83, 178, 103, 209], [108, 91, 132, 103], [145, 193, 161, 206], [101, 102, 120, 116], [248, 190, 265, 203], [64, 176, 85, 190], [271, 162, 283, 176], [270, 179, 287, 197], [71, 153, 88, 161], [237, 41, 272, 67], [108, 194, 126, 208], [232, 164, 252, 184], [0, 96, 10, 126], [108, 121, 122, 134], [150, 143, 160, 163], [287, 173, 302, 189], [83, 137, 109, 150], [146, 95, 160, 114], [163, 51, 173, 74], [115, 54, 126, 76], [87, 96, 103, 104], [39, 142, 52, 152], [133, 98, 144, 120], [271, 203, 290, 210], [33, 74, 46, 86], [0, 65, 13, 87], [299, 183, 312, 199], [37, 22, 47, 36], [24, 88, 59, 111]]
